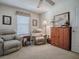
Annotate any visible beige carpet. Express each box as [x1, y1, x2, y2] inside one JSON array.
[[0, 44, 79, 59]]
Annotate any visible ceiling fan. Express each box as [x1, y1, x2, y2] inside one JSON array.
[[37, 0, 55, 8]]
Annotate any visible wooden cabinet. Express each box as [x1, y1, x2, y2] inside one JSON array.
[[50, 27, 71, 50]]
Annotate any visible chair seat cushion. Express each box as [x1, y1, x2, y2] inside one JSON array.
[[4, 40, 21, 50]]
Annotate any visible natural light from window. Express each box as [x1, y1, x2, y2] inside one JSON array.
[[17, 15, 30, 36]]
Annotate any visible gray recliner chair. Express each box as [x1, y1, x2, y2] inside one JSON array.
[[0, 29, 22, 56], [32, 28, 47, 45]]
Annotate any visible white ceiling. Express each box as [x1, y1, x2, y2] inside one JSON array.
[[0, 0, 65, 14]]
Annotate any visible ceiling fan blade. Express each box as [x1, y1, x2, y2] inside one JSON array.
[[46, 0, 55, 6], [37, 0, 43, 8]]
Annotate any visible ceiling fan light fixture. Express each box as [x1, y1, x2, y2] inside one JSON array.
[[37, 0, 55, 8], [37, 0, 43, 8], [46, 0, 55, 6]]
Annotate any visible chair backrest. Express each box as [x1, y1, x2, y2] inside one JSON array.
[[32, 28, 44, 37], [0, 29, 16, 35], [0, 29, 16, 41]]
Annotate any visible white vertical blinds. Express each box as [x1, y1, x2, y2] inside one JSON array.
[[17, 15, 30, 35]]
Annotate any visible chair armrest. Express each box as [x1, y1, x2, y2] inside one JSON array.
[[0, 38, 3, 56], [0, 38, 3, 49], [0, 38, 3, 43], [15, 36, 22, 41]]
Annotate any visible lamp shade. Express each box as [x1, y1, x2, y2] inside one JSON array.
[[43, 20, 47, 25]]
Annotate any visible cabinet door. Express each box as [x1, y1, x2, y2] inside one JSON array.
[[51, 28, 56, 45], [63, 28, 70, 50], [59, 28, 64, 48], [54, 28, 59, 46], [50, 28, 53, 44], [51, 27, 59, 46]]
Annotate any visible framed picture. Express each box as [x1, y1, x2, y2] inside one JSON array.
[[53, 12, 70, 27], [3, 15, 11, 25], [32, 19, 37, 26]]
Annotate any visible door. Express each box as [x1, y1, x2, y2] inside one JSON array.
[[72, 8, 79, 53]]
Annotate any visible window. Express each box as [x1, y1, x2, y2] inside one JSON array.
[[17, 15, 30, 35]]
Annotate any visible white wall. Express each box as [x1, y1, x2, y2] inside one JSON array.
[[0, 4, 40, 33], [0, 5, 16, 31], [41, 0, 79, 53]]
